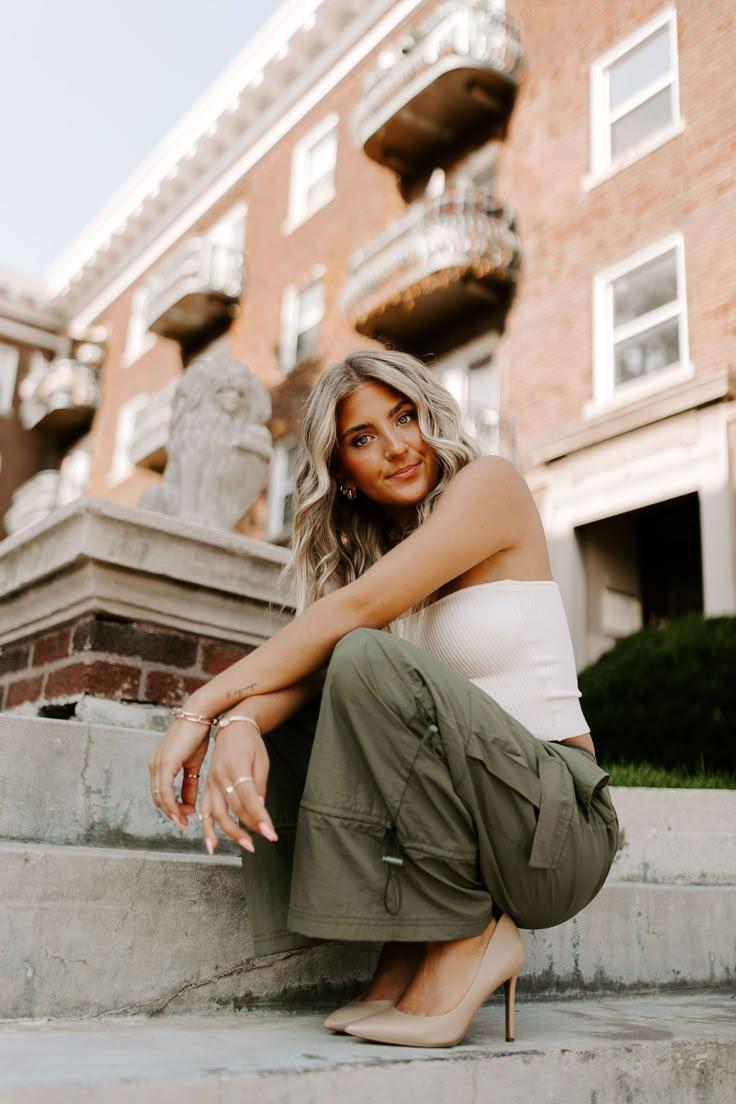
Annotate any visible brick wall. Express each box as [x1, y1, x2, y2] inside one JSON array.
[[0, 616, 251, 716], [496, 0, 736, 460]]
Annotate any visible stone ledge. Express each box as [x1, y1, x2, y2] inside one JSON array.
[[0, 496, 292, 646], [0, 994, 733, 1104]]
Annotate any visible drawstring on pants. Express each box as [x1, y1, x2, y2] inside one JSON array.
[[382, 718, 443, 915]]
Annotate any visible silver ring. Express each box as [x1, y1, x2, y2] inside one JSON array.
[[224, 775, 254, 795]]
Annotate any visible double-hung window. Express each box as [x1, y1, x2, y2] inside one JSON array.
[[266, 438, 298, 543], [0, 344, 20, 415], [593, 233, 689, 405], [280, 274, 325, 372], [436, 338, 502, 454], [287, 115, 338, 230], [590, 8, 680, 179]]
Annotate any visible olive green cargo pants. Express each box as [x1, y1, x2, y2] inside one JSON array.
[[244, 628, 619, 956]]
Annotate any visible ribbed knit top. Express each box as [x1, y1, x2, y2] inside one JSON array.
[[396, 580, 589, 743]]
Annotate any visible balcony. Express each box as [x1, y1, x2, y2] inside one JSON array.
[[128, 381, 176, 471], [3, 470, 62, 535], [341, 182, 520, 354], [354, 0, 523, 178], [19, 357, 99, 434], [145, 237, 243, 342]]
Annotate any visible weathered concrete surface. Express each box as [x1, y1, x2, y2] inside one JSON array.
[[2, 841, 734, 1020], [0, 842, 376, 1020], [4, 716, 735, 883], [0, 496, 291, 647], [0, 993, 734, 1104], [0, 716, 231, 853], [609, 787, 736, 884]]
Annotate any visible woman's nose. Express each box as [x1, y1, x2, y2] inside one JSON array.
[[384, 433, 408, 458]]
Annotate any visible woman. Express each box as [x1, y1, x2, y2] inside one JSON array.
[[148, 350, 618, 1049]]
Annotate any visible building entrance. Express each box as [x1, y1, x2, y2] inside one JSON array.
[[577, 492, 703, 664]]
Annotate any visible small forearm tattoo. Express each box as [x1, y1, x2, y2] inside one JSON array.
[[226, 684, 257, 701]]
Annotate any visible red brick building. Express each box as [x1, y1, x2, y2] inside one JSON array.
[[1, 0, 734, 670]]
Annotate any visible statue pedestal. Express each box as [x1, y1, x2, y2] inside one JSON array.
[[0, 498, 293, 719]]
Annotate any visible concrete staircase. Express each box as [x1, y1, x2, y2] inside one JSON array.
[[1, 714, 734, 1101]]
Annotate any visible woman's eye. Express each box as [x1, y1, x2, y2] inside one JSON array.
[[397, 411, 414, 425], [352, 434, 371, 448]]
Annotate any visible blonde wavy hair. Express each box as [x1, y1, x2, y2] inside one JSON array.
[[289, 349, 481, 612]]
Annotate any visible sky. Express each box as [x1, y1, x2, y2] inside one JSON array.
[[0, 0, 285, 278]]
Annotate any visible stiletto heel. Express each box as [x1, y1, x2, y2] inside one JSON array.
[[345, 914, 525, 1048], [504, 974, 517, 1042]]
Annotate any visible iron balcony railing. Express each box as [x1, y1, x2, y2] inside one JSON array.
[[19, 357, 99, 433], [342, 181, 520, 340], [145, 237, 243, 341], [354, 0, 523, 173]]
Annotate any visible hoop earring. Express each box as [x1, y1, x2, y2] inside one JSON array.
[[339, 483, 357, 501]]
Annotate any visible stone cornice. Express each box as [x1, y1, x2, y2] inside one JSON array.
[[529, 367, 736, 466], [38, 0, 428, 334]]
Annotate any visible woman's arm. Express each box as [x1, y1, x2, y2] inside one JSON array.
[[187, 456, 530, 719]]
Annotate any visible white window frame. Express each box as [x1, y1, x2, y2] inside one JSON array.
[[207, 201, 247, 251], [585, 6, 683, 189], [108, 392, 150, 485], [123, 285, 156, 367], [279, 267, 326, 373], [589, 231, 691, 414], [0, 344, 20, 415], [434, 333, 502, 453], [266, 437, 298, 542], [285, 114, 338, 232]]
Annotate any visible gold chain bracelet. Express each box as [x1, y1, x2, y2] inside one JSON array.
[[171, 707, 214, 726]]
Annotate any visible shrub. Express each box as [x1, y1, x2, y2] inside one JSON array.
[[578, 615, 736, 775]]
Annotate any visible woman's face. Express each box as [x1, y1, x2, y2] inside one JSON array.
[[335, 380, 439, 528]]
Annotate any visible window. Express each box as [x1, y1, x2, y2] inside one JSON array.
[[287, 115, 338, 230], [590, 8, 680, 178], [593, 234, 689, 405], [266, 438, 298, 542], [108, 393, 150, 485], [123, 285, 156, 366], [208, 202, 247, 252], [437, 342, 501, 454], [280, 274, 325, 371], [0, 344, 20, 415]]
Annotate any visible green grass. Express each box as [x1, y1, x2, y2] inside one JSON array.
[[603, 760, 736, 789]]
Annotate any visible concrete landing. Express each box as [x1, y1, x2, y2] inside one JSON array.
[[0, 992, 734, 1103]]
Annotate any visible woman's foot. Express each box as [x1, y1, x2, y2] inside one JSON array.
[[361, 940, 424, 1001], [396, 917, 497, 1016]]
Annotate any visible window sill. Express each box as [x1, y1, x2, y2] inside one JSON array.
[[584, 361, 695, 419], [582, 119, 686, 193]]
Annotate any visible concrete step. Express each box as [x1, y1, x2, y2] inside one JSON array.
[[3, 716, 736, 882], [2, 840, 734, 1020], [0, 714, 234, 854], [0, 992, 733, 1103]]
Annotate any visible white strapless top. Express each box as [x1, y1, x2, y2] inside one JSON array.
[[396, 580, 589, 743]]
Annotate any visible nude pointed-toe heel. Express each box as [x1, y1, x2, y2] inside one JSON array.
[[323, 998, 396, 1033], [345, 914, 524, 1048]]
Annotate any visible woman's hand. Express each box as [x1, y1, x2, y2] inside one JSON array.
[[148, 718, 212, 829], [200, 719, 277, 855]]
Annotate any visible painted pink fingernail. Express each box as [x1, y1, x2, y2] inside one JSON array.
[[238, 837, 255, 853], [205, 839, 214, 856], [258, 821, 278, 842]]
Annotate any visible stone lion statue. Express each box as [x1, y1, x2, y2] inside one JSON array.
[[140, 354, 272, 529]]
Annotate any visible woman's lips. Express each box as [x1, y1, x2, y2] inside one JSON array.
[[388, 462, 420, 480]]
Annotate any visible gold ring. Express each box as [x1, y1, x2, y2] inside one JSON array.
[[199, 812, 213, 819], [152, 789, 161, 795], [224, 775, 254, 794], [184, 771, 200, 779]]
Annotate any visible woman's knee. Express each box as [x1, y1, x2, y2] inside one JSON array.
[[328, 626, 390, 681]]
